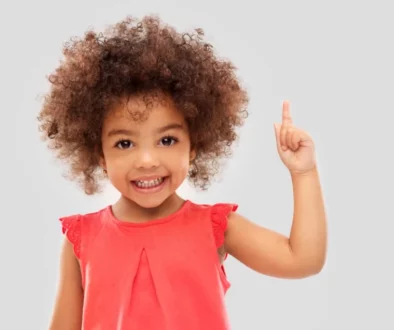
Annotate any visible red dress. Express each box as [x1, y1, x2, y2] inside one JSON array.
[[60, 200, 238, 330]]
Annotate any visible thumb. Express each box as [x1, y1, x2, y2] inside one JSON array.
[[274, 123, 283, 153], [274, 123, 281, 142]]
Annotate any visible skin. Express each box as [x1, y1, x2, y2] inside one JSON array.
[[225, 102, 327, 278], [49, 239, 83, 330], [100, 92, 196, 222], [49, 95, 327, 329]]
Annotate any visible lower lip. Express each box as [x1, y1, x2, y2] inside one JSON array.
[[131, 177, 167, 194]]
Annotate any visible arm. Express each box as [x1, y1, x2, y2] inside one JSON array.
[[225, 101, 327, 279], [48, 238, 83, 330], [225, 168, 326, 279]]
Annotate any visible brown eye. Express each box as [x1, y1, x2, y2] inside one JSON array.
[[115, 140, 133, 149], [160, 136, 178, 146]]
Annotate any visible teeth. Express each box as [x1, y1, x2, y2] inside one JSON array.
[[135, 177, 164, 188]]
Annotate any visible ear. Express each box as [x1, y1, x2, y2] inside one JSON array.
[[190, 149, 197, 163], [99, 156, 107, 171]]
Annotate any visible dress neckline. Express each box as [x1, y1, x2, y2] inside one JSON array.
[[106, 199, 191, 227]]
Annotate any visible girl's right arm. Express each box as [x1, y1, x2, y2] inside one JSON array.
[[49, 238, 83, 330]]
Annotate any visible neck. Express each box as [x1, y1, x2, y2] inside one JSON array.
[[112, 193, 185, 223]]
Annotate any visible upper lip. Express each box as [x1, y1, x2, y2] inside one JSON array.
[[132, 176, 166, 181]]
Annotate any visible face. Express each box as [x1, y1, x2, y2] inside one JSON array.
[[101, 92, 195, 209]]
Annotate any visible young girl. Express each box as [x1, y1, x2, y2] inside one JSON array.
[[39, 15, 327, 330]]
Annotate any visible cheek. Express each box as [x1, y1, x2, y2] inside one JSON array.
[[178, 160, 190, 175], [166, 150, 191, 175], [104, 154, 131, 181], [105, 156, 127, 171]]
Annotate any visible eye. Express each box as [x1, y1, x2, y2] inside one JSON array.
[[159, 136, 178, 147], [115, 139, 133, 149]]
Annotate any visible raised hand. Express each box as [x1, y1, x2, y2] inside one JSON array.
[[274, 101, 316, 174]]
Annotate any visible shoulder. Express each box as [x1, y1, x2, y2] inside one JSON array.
[[187, 200, 238, 217], [60, 206, 109, 227], [188, 201, 238, 247], [59, 206, 109, 259]]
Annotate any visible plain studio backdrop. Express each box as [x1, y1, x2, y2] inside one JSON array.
[[0, 0, 393, 329]]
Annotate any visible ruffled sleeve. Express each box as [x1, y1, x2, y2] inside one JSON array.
[[211, 203, 238, 248], [59, 215, 82, 259]]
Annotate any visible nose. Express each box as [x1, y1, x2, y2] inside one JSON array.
[[133, 148, 160, 169]]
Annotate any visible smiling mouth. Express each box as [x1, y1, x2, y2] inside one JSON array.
[[131, 177, 167, 189]]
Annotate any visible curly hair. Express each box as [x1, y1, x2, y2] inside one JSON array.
[[38, 15, 248, 194]]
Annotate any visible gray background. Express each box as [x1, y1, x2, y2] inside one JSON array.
[[1, 0, 393, 329]]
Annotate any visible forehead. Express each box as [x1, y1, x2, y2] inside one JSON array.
[[104, 92, 185, 129]]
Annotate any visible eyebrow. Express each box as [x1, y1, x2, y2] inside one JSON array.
[[107, 123, 185, 137]]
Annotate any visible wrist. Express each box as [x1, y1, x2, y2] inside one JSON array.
[[290, 166, 318, 179]]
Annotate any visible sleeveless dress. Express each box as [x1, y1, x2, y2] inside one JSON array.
[[60, 200, 238, 330]]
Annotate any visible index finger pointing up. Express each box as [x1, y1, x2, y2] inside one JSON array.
[[282, 100, 292, 125]]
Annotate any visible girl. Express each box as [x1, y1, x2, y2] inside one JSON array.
[[39, 15, 327, 330]]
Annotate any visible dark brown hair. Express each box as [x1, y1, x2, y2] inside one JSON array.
[[38, 15, 248, 194]]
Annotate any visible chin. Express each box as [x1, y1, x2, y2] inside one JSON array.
[[131, 196, 168, 209]]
